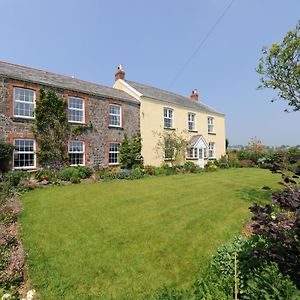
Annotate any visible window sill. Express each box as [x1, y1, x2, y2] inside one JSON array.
[[12, 116, 35, 121], [164, 127, 175, 130], [186, 157, 198, 160], [108, 125, 123, 130], [109, 163, 120, 166], [69, 121, 86, 125], [208, 132, 216, 135], [188, 130, 198, 133], [13, 166, 36, 170]]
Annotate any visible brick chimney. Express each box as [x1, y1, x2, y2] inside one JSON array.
[[115, 64, 125, 81], [190, 89, 199, 101]]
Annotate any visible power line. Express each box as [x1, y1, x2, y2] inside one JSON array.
[[168, 0, 236, 88]]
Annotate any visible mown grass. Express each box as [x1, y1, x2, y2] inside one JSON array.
[[20, 168, 279, 299]]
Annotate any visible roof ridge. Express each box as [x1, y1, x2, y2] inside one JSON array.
[[126, 79, 192, 100], [125, 79, 224, 115], [0, 60, 117, 92]]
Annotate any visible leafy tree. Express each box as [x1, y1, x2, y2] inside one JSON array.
[[33, 89, 69, 170], [155, 131, 187, 167], [257, 20, 300, 111], [119, 133, 142, 169], [247, 137, 266, 154]]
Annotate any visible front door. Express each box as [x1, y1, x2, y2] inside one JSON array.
[[197, 147, 205, 168]]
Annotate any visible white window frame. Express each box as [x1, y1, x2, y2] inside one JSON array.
[[188, 113, 196, 131], [109, 104, 122, 127], [208, 142, 215, 159], [208, 117, 215, 134], [186, 147, 198, 160], [68, 140, 85, 166], [13, 139, 36, 170], [68, 96, 85, 124], [164, 108, 173, 129], [109, 142, 120, 165], [13, 87, 36, 119]]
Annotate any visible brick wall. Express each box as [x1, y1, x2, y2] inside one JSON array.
[[0, 76, 140, 168]]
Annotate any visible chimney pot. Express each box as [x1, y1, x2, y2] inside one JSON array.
[[190, 89, 199, 101], [115, 64, 125, 81]]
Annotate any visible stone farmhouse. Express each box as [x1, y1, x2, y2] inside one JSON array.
[[0, 61, 140, 170], [0, 61, 225, 170]]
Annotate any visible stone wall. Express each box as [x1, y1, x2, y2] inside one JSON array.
[[0, 76, 140, 168]]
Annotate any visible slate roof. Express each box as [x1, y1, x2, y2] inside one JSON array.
[[125, 80, 224, 115], [0, 61, 139, 104]]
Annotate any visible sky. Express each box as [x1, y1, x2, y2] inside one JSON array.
[[0, 0, 299, 146]]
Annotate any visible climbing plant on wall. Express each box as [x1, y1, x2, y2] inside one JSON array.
[[33, 89, 70, 170]]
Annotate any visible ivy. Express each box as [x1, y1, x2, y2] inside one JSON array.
[[33, 89, 69, 170], [0, 142, 14, 173], [71, 122, 93, 136]]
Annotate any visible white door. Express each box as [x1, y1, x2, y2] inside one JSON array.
[[197, 148, 205, 168]]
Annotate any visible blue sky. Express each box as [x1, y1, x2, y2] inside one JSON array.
[[1, 0, 299, 146]]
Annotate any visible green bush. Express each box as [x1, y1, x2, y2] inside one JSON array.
[[35, 168, 57, 182], [183, 162, 203, 173], [58, 167, 79, 181], [70, 175, 80, 184], [242, 263, 300, 300], [58, 166, 93, 181], [217, 155, 230, 169], [205, 161, 218, 171], [4, 171, 29, 187], [0, 142, 14, 173], [77, 166, 93, 179]]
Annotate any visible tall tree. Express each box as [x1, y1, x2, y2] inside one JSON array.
[[257, 20, 300, 112]]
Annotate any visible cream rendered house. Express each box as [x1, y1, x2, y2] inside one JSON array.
[[113, 65, 226, 167]]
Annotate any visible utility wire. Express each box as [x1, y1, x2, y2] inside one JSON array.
[[168, 0, 236, 88]]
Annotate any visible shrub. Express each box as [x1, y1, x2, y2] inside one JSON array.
[[58, 166, 93, 181], [77, 166, 93, 179], [4, 171, 29, 187], [58, 167, 79, 181], [242, 263, 300, 300], [35, 168, 57, 182], [205, 161, 218, 171], [229, 159, 241, 168], [144, 165, 156, 175], [183, 162, 203, 173], [0, 142, 14, 173], [70, 175, 80, 184], [217, 155, 230, 169], [239, 160, 254, 168]]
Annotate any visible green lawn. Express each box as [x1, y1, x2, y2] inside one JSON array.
[[20, 168, 278, 299]]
